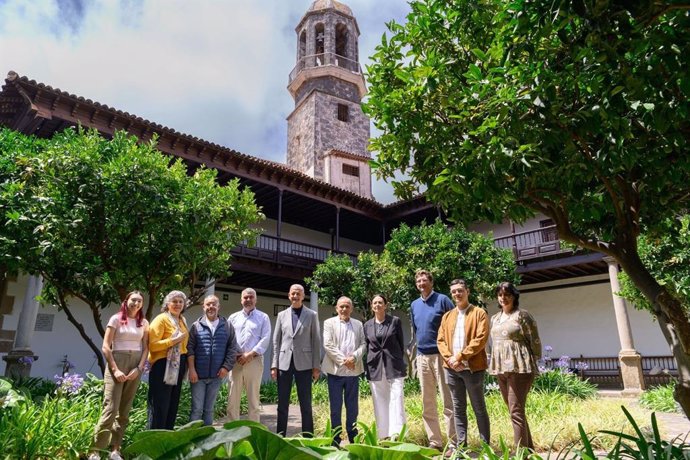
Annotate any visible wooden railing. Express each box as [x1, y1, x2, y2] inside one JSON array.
[[493, 225, 569, 261], [566, 355, 678, 389], [232, 234, 356, 269]]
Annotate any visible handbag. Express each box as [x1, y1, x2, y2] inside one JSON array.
[[163, 313, 183, 385]]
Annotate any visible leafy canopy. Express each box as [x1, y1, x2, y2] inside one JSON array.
[[365, 0, 690, 248], [619, 216, 690, 315], [308, 221, 517, 318], [0, 127, 264, 319]]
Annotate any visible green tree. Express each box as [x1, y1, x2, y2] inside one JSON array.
[[619, 217, 690, 314], [365, 0, 690, 415], [0, 128, 263, 374], [308, 221, 517, 318]]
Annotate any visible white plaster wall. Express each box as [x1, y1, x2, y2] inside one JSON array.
[[519, 281, 670, 358], [2, 274, 118, 378]]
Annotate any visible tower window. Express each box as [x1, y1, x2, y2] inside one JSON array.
[[342, 164, 360, 177], [315, 23, 325, 57], [335, 23, 348, 58], [337, 104, 349, 122]]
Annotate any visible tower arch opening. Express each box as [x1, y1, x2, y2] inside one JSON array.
[[315, 23, 325, 65]]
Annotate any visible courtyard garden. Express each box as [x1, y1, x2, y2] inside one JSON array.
[[1, 365, 688, 459]]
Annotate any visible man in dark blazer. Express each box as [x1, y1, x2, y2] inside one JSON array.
[[271, 284, 321, 436], [363, 294, 407, 439]]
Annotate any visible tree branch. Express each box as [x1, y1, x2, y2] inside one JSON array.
[[56, 290, 105, 375]]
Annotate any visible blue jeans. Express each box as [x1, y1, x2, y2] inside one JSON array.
[[327, 374, 360, 444], [190, 377, 223, 425]]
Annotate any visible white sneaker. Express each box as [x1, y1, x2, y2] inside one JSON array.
[[87, 454, 100, 460], [109, 452, 123, 460]]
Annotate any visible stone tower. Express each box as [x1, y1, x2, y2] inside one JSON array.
[[287, 0, 372, 198]]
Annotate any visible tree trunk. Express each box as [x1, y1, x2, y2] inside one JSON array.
[[57, 294, 106, 376], [90, 301, 105, 338], [146, 288, 158, 322], [616, 248, 690, 419]]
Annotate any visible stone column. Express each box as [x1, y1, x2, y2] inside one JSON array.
[[205, 278, 215, 297], [605, 257, 645, 395], [3, 275, 42, 378], [309, 290, 318, 313]]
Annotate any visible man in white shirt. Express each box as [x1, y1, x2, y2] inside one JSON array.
[[227, 288, 271, 422], [322, 296, 366, 445]]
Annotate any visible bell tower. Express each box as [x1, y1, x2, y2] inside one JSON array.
[[286, 0, 372, 198]]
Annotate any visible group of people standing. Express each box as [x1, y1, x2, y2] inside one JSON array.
[[87, 272, 541, 459], [88, 287, 270, 460], [416, 271, 542, 455]]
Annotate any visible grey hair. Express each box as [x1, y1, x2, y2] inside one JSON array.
[[203, 294, 220, 304], [161, 290, 187, 312], [336, 296, 353, 307], [242, 287, 257, 297]]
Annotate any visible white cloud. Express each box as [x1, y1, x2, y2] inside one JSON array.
[[0, 0, 410, 203]]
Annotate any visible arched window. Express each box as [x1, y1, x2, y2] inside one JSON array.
[[335, 23, 348, 68], [315, 23, 325, 64], [299, 30, 307, 61]]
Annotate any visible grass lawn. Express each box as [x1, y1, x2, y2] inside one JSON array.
[[311, 391, 652, 451]]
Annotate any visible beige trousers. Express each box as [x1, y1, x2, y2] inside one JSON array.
[[93, 350, 142, 450], [417, 353, 457, 448], [227, 355, 263, 422]]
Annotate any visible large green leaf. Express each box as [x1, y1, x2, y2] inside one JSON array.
[[123, 424, 216, 458]]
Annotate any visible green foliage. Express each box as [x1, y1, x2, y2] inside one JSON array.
[[0, 127, 263, 371], [0, 383, 101, 458], [8, 376, 58, 402], [533, 370, 598, 399], [0, 378, 24, 409], [583, 406, 690, 459], [309, 221, 516, 315], [366, 0, 690, 237], [364, 0, 690, 416], [619, 217, 690, 315], [640, 384, 680, 414]]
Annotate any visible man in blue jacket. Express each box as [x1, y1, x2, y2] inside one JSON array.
[[188, 294, 240, 425]]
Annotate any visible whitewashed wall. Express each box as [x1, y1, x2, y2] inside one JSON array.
[[518, 278, 670, 358]]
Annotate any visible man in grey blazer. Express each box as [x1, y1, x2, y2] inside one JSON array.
[[271, 284, 321, 436], [322, 296, 366, 445]]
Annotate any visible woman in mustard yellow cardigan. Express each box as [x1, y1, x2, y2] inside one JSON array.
[[147, 290, 189, 429]]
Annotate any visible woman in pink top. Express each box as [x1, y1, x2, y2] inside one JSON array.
[[89, 291, 149, 460]]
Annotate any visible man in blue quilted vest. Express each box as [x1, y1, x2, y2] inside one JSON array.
[[188, 294, 241, 425]]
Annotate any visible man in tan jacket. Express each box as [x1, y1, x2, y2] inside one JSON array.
[[437, 279, 490, 452]]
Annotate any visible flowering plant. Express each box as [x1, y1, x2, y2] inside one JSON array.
[[556, 355, 572, 372], [17, 356, 34, 366], [54, 372, 84, 395]]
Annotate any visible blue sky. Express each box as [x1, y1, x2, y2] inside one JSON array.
[[0, 0, 411, 203]]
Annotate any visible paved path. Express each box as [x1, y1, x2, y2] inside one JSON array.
[[215, 403, 305, 437]]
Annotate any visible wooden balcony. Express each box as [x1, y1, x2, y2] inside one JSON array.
[[231, 234, 356, 270], [493, 225, 568, 261], [231, 226, 606, 286]]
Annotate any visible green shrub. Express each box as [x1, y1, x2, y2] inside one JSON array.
[[0, 388, 101, 458], [533, 369, 597, 399], [8, 376, 57, 402], [640, 383, 679, 413]]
